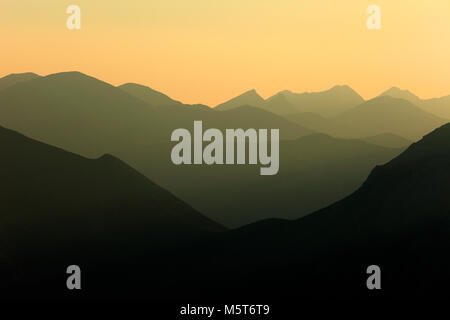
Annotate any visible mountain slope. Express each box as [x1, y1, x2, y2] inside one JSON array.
[[379, 86, 450, 119], [170, 122, 450, 298], [214, 89, 265, 111], [258, 93, 298, 114], [380, 86, 422, 106], [133, 122, 450, 300], [122, 133, 403, 227], [360, 133, 412, 148], [0, 124, 223, 235], [118, 83, 183, 107], [7, 123, 450, 299], [0, 72, 169, 158], [215, 85, 364, 116], [0, 73, 40, 91], [421, 95, 450, 119], [289, 96, 447, 140], [0, 125, 223, 297], [331, 96, 446, 140], [0, 72, 314, 160], [268, 85, 365, 116]]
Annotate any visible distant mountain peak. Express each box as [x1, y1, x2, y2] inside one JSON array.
[[40, 71, 112, 87], [237, 89, 263, 99], [215, 89, 264, 110], [266, 85, 364, 116], [268, 92, 290, 103], [384, 86, 414, 94], [277, 89, 293, 95], [366, 95, 416, 104], [326, 85, 364, 98], [330, 84, 351, 90], [379, 86, 421, 104], [4, 72, 39, 77], [0, 72, 41, 90]]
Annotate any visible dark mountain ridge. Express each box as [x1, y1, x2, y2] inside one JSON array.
[[0, 125, 223, 298], [162, 122, 450, 299]]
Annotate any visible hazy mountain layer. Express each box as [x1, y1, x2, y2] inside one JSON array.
[[0, 125, 223, 297], [120, 133, 404, 227], [288, 96, 447, 141], [118, 82, 184, 107], [268, 85, 365, 116], [0, 72, 313, 159], [381, 86, 450, 120], [0, 72, 40, 91], [360, 133, 412, 148], [7, 123, 449, 299], [162, 122, 450, 299], [215, 85, 364, 117], [214, 89, 265, 111]]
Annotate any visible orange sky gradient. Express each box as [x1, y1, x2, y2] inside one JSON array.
[[1, 0, 450, 106]]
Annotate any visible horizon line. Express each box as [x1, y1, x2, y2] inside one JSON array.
[[2, 70, 449, 107]]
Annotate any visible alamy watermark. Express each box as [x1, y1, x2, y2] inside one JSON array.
[[170, 121, 279, 176], [66, 265, 81, 290], [367, 5, 381, 30], [66, 5, 81, 30], [64, 5, 381, 31]]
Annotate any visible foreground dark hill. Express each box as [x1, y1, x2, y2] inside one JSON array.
[[171, 122, 450, 298], [0, 125, 223, 297], [16, 123, 449, 300], [0, 125, 221, 233], [289, 96, 447, 140], [3, 120, 450, 300], [122, 133, 403, 227]]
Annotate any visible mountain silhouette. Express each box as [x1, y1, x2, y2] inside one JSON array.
[[0, 124, 223, 297], [422, 95, 450, 119], [162, 122, 450, 299], [2, 70, 450, 299], [0, 71, 168, 158], [267, 85, 365, 116], [380, 86, 450, 120], [0, 72, 40, 90], [118, 82, 184, 107], [289, 96, 447, 140], [0, 124, 222, 230], [125, 133, 403, 227], [215, 85, 364, 116], [360, 133, 412, 148], [380, 86, 422, 106], [0, 72, 314, 160], [215, 89, 265, 111], [262, 92, 299, 114], [4, 123, 450, 299]]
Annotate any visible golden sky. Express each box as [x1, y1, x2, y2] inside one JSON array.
[[1, 0, 450, 106]]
